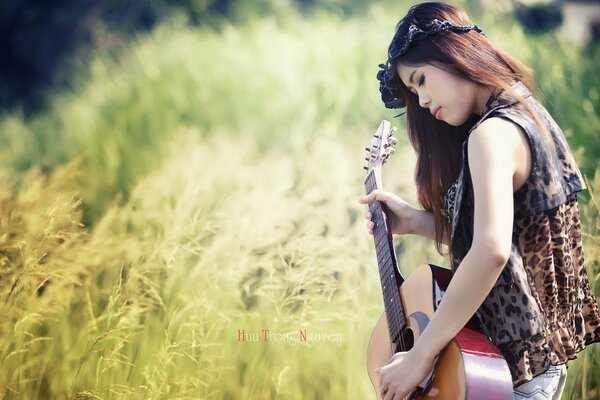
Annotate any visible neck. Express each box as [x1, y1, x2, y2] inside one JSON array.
[[474, 86, 499, 116]]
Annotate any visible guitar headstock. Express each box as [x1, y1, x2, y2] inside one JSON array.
[[363, 120, 398, 174]]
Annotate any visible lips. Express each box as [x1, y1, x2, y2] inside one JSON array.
[[431, 107, 441, 119]]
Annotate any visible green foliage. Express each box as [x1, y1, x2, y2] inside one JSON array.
[[0, 8, 398, 224], [0, 3, 598, 398]]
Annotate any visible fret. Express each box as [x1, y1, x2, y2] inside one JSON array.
[[376, 244, 389, 265]]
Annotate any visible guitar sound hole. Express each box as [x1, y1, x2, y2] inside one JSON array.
[[396, 328, 414, 352]]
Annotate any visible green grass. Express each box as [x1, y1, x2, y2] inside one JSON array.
[[0, 2, 598, 398]]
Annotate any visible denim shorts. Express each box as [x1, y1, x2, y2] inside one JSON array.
[[513, 364, 567, 400]]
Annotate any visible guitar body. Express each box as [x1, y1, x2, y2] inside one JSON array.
[[366, 263, 513, 399]]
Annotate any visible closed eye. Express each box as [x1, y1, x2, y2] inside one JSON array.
[[408, 75, 425, 94]]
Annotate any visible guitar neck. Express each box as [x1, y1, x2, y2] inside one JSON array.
[[364, 169, 406, 344]]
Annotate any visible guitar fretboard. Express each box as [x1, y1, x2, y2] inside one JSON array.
[[364, 170, 406, 345]]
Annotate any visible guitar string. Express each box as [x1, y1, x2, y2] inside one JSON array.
[[365, 170, 407, 352]]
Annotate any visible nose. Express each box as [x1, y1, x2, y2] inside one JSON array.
[[418, 91, 431, 108]]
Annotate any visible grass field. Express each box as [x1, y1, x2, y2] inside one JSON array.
[[0, 2, 598, 399]]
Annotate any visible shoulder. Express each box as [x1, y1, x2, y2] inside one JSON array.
[[469, 116, 525, 148], [468, 116, 529, 164], [467, 116, 533, 190]]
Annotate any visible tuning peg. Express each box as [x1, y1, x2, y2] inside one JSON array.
[[365, 147, 370, 152], [386, 147, 396, 156], [391, 127, 397, 134], [388, 136, 398, 145], [363, 166, 369, 171]]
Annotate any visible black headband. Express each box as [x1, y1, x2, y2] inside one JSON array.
[[377, 18, 485, 110]]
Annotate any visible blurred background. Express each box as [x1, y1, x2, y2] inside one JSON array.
[[0, 0, 598, 398]]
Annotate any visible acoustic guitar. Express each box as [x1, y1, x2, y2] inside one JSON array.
[[363, 120, 513, 399]]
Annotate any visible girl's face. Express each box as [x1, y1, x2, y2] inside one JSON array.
[[396, 63, 489, 126]]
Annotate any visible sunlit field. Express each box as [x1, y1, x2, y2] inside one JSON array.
[[0, 2, 598, 399]]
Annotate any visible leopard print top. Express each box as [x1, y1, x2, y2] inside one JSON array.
[[443, 180, 459, 226], [500, 193, 599, 385], [445, 81, 600, 386]]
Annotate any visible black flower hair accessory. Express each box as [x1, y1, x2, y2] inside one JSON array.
[[377, 19, 484, 110], [377, 62, 405, 110]]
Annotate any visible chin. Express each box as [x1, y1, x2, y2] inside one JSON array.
[[446, 113, 471, 127], [445, 118, 463, 127]]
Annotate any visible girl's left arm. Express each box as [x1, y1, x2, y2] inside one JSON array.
[[377, 117, 525, 399]]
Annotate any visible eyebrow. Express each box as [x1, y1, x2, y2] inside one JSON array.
[[408, 69, 417, 84]]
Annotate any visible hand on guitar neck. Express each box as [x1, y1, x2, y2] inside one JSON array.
[[359, 190, 449, 245], [358, 190, 418, 236]]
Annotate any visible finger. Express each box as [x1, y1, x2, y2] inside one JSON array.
[[364, 211, 372, 220], [359, 190, 383, 204], [383, 386, 395, 400], [396, 390, 410, 400], [358, 194, 370, 204], [392, 388, 409, 400], [377, 372, 385, 399], [379, 387, 387, 400], [390, 351, 407, 361]]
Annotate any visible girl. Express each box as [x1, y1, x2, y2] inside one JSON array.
[[358, 2, 600, 399]]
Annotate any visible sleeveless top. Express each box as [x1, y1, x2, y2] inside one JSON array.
[[444, 81, 600, 386]]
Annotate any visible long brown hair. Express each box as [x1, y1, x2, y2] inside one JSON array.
[[386, 2, 543, 256]]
